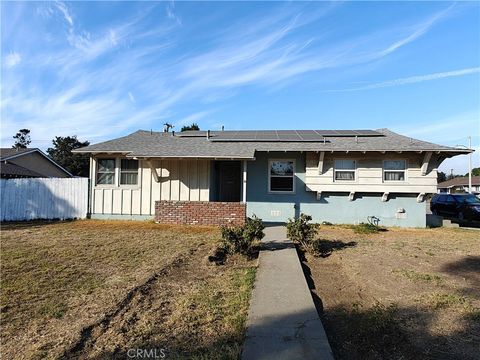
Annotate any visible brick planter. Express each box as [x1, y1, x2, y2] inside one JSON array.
[[155, 201, 246, 226]]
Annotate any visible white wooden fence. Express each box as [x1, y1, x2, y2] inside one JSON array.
[[0, 178, 89, 221]]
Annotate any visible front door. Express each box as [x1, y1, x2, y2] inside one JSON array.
[[218, 162, 241, 202]]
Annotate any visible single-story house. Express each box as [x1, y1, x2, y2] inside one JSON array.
[[438, 176, 480, 194], [0, 148, 72, 178], [74, 128, 471, 227]]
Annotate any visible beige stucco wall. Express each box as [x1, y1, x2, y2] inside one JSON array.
[[9, 152, 70, 178]]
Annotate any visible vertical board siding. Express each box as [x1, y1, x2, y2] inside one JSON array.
[[141, 160, 152, 215], [199, 160, 210, 201], [189, 160, 199, 201], [0, 178, 88, 221], [170, 161, 180, 201], [160, 160, 171, 202], [179, 161, 190, 201], [91, 158, 211, 216]]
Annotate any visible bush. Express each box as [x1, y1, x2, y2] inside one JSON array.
[[220, 215, 265, 255], [286, 213, 319, 249], [353, 223, 381, 234]]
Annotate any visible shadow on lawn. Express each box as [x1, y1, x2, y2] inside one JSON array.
[[298, 244, 480, 360], [313, 239, 357, 257], [0, 219, 76, 231], [62, 254, 480, 360], [440, 255, 480, 300], [322, 302, 479, 360], [83, 300, 479, 360]]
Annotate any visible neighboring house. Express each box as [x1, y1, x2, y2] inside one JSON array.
[[0, 148, 72, 178], [438, 176, 480, 194], [74, 129, 471, 227]]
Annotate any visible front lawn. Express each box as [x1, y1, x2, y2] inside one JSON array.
[[304, 225, 480, 360], [0, 220, 256, 359]]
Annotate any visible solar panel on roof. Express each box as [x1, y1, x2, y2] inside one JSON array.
[[354, 130, 382, 136], [206, 129, 382, 142], [257, 131, 277, 140]]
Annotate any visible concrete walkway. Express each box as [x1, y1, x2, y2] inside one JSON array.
[[242, 226, 333, 360]]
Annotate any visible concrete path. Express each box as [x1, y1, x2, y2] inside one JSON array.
[[242, 226, 333, 360]]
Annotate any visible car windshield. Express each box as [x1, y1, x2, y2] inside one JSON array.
[[458, 195, 480, 204]]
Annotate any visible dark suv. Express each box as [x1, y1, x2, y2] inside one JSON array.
[[430, 193, 480, 222]]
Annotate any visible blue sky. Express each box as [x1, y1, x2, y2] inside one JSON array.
[[1, 1, 479, 173]]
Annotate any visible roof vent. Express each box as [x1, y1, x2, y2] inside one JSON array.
[[207, 130, 210, 140]]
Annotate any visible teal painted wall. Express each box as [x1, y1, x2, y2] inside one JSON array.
[[246, 152, 426, 227]]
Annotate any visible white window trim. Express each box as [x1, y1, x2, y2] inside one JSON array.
[[94, 156, 140, 188], [333, 159, 357, 182], [268, 159, 296, 194], [383, 159, 407, 183], [119, 158, 140, 187], [96, 158, 116, 187]]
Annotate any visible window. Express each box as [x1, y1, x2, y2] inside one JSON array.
[[269, 160, 295, 192], [446, 195, 457, 204], [120, 159, 138, 185], [334, 160, 355, 181], [384, 160, 406, 181], [97, 159, 115, 185], [437, 195, 447, 203]]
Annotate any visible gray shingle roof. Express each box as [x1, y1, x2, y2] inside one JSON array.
[[0, 162, 44, 178], [438, 176, 480, 188], [0, 148, 36, 160], [73, 129, 471, 158]]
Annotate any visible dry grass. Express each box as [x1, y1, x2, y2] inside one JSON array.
[[0, 220, 256, 359], [305, 225, 480, 360]]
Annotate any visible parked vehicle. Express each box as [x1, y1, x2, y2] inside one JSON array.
[[430, 193, 480, 222]]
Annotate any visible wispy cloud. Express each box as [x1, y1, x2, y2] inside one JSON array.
[[392, 110, 480, 174], [4, 51, 21, 68], [378, 3, 455, 57], [328, 67, 480, 92], [166, 0, 181, 25], [0, 2, 463, 148], [176, 110, 213, 128], [391, 110, 480, 141], [55, 0, 73, 27]]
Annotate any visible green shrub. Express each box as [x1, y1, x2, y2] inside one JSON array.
[[353, 222, 380, 234], [286, 213, 319, 249], [243, 215, 265, 242], [221, 215, 265, 255]]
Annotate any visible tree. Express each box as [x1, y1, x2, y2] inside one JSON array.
[[437, 171, 447, 183], [180, 123, 200, 132], [467, 167, 480, 177], [47, 136, 90, 177], [12, 129, 31, 149]]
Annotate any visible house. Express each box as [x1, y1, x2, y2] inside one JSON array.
[[0, 148, 72, 178], [438, 176, 480, 194], [73, 129, 471, 227]]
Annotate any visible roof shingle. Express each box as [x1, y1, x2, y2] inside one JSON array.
[[73, 128, 472, 158]]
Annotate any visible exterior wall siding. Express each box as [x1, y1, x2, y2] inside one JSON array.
[[305, 151, 438, 193], [9, 152, 70, 178], [246, 151, 427, 227], [91, 157, 210, 216], [155, 200, 246, 225]]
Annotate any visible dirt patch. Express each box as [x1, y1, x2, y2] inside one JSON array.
[[0, 220, 256, 359], [304, 226, 480, 360]]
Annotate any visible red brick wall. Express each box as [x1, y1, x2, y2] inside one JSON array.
[[155, 201, 246, 226]]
